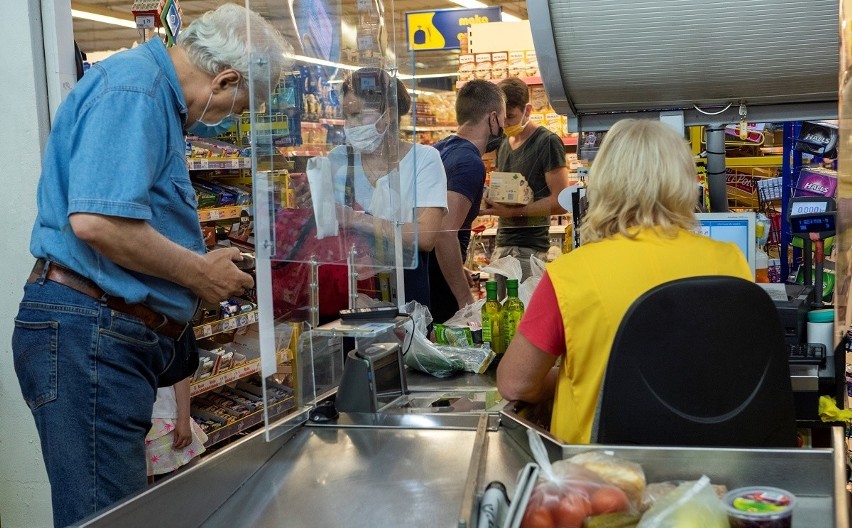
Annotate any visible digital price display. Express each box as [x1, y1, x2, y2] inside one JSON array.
[[787, 196, 835, 222], [790, 201, 829, 216]]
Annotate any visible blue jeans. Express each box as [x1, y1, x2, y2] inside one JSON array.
[[13, 270, 171, 527]]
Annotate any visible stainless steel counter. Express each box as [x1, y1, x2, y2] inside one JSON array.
[[75, 371, 849, 528]]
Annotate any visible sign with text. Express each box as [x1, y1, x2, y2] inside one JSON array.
[[406, 7, 501, 51]]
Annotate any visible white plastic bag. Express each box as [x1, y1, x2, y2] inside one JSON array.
[[444, 299, 486, 329], [636, 476, 728, 528], [519, 255, 545, 306], [482, 255, 522, 282]]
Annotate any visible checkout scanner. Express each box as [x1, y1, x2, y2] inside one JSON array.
[[336, 343, 408, 413]]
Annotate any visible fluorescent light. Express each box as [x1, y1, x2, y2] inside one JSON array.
[[501, 13, 523, 22], [71, 9, 137, 29], [399, 72, 459, 80], [292, 54, 360, 71], [293, 55, 458, 80], [449, 0, 489, 8]]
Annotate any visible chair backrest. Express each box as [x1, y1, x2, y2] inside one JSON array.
[[595, 275, 798, 447]]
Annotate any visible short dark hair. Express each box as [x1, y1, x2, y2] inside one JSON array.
[[498, 77, 529, 110], [342, 68, 411, 122], [455, 80, 505, 126]]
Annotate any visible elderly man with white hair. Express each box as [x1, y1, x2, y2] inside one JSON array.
[[11, 4, 292, 526]]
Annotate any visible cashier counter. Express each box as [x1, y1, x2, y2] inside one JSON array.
[[73, 313, 852, 528], [771, 284, 845, 424]]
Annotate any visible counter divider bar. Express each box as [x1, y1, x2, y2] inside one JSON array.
[[458, 413, 490, 528]]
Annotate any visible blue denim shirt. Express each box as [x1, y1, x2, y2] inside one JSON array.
[[30, 39, 204, 322]]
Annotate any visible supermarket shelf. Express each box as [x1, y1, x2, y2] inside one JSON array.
[[456, 76, 542, 89], [187, 157, 252, 170], [278, 144, 329, 157], [191, 359, 261, 397], [202, 395, 295, 447], [194, 310, 259, 339], [198, 205, 252, 222], [400, 125, 457, 132], [725, 155, 783, 168]]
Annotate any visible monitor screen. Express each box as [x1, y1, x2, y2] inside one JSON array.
[[695, 212, 757, 279]]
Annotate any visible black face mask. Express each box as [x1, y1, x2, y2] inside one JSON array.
[[484, 115, 504, 153]]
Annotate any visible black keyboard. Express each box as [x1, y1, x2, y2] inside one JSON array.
[[787, 343, 826, 366]]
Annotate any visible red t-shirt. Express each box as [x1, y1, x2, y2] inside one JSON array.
[[517, 272, 565, 356]]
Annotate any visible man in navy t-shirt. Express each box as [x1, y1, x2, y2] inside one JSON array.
[[429, 80, 507, 323]]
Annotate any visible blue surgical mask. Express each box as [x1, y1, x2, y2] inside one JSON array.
[[186, 87, 239, 137]]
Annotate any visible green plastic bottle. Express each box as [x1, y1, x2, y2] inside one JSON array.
[[502, 279, 525, 350], [481, 281, 505, 355]]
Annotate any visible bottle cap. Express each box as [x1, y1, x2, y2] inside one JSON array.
[[506, 279, 519, 289], [485, 281, 497, 292]]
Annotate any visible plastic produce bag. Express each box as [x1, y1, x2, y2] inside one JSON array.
[[563, 451, 646, 509], [402, 301, 495, 377], [519, 255, 545, 306], [636, 476, 728, 528], [444, 299, 486, 329], [482, 255, 523, 282], [519, 430, 636, 528]]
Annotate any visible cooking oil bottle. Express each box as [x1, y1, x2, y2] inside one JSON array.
[[502, 279, 525, 350], [481, 281, 504, 355]]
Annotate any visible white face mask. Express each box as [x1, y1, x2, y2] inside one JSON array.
[[344, 113, 387, 153]]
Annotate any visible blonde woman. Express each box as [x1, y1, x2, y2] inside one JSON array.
[[496, 119, 752, 444]]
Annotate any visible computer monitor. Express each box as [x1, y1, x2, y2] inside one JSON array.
[[695, 212, 757, 279]]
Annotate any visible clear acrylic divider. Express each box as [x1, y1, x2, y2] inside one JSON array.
[[241, 0, 435, 440]]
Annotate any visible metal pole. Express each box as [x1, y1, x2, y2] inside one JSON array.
[[705, 124, 729, 212]]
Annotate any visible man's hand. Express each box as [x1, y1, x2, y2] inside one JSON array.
[[192, 247, 254, 304], [479, 198, 526, 218]]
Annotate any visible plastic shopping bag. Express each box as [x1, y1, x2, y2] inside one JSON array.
[[636, 476, 728, 528], [518, 430, 638, 528]]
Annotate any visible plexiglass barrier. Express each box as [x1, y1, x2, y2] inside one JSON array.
[[237, 0, 436, 439]]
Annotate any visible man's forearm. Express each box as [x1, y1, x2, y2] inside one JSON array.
[[435, 232, 474, 307], [70, 213, 206, 289]]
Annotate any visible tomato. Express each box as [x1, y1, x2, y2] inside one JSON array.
[[589, 486, 630, 515], [551, 493, 592, 528], [521, 506, 555, 528]]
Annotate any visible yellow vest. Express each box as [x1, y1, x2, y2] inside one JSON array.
[[546, 228, 753, 443]]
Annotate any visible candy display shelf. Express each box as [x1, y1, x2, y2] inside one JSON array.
[[187, 157, 252, 170]]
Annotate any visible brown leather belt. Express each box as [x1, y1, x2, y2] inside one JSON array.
[[28, 259, 188, 340]]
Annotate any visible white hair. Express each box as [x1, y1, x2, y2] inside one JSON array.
[[177, 3, 293, 98]]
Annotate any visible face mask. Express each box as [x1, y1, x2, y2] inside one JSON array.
[[186, 87, 239, 137], [503, 109, 529, 138], [484, 114, 504, 153], [344, 112, 387, 153]]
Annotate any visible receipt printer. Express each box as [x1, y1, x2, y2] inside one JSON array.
[[772, 284, 815, 345]]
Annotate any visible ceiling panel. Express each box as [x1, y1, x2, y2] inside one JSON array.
[[71, 0, 528, 80]]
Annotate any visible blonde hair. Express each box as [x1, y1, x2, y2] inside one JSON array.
[[579, 119, 698, 244]]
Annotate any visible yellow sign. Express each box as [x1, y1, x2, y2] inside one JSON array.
[[407, 12, 446, 51], [406, 7, 501, 51]]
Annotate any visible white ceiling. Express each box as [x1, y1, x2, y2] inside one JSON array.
[[71, 0, 528, 80]]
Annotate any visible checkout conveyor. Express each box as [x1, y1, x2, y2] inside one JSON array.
[[76, 361, 849, 528]]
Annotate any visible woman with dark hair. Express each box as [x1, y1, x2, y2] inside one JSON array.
[[328, 68, 447, 308]]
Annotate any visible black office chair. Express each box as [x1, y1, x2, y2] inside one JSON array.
[[594, 275, 798, 447]]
